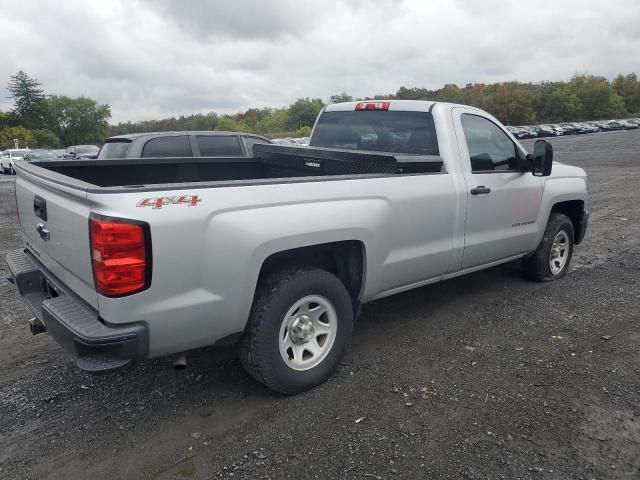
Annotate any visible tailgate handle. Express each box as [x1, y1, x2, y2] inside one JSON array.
[[36, 223, 50, 241], [34, 196, 47, 221]]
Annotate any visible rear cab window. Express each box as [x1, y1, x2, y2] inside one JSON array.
[[142, 136, 192, 157], [98, 140, 131, 159], [196, 135, 242, 156], [311, 109, 439, 155], [310, 106, 442, 173]]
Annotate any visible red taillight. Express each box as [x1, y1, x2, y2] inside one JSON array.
[[89, 214, 151, 297], [355, 101, 390, 111]]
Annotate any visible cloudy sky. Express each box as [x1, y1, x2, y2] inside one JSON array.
[[1, 0, 638, 123]]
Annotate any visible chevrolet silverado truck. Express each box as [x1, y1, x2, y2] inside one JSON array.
[[5, 100, 588, 394]]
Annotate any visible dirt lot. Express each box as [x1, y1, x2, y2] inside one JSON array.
[[1, 131, 639, 480]]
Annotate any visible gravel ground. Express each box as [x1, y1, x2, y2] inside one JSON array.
[[0, 130, 639, 480]]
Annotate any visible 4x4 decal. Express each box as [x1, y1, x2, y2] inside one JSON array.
[[137, 195, 201, 209]]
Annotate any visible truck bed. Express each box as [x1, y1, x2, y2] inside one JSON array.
[[25, 144, 444, 189]]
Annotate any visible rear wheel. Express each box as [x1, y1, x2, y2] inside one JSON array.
[[523, 213, 574, 282], [239, 269, 353, 394]]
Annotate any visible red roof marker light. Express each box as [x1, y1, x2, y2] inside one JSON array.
[[355, 101, 390, 111]]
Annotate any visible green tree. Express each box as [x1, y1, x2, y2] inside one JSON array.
[[483, 82, 536, 125], [612, 73, 640, 114], [329, 92, 353, 104], [254, 108, 289, 133], [567, 75, 625, 120], [286, 98, 324, 130], [32, 129, 61, 148], [183, 112, 218, 131], [45, 95, 111, 145], [7, 71, 47, 129], [215, 116, 239, 131], [0, 126, 36, 149], [0, 110, 12, 129], [533, 83, 581, 123]]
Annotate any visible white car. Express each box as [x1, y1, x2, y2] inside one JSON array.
[[1, 149, 30, 174]]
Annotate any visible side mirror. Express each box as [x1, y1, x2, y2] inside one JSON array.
[[531, 139, 553, 177]]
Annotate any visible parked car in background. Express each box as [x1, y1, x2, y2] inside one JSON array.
[[541, 124, 564, 136], [64, 145, 100, 160], [23, 150, 59, 162], [559, 123, 579, 134], [1, 149, 30, 174], [606, 121, 625, 131], [618, 120, 638, 130], [535, 125, 560, 137], [551, 124, 573, 135], [54, 149, 65, 158], [519, 127, 538, 138], [579, 123, 599, 134], [271, 138, 300, 146], [98, 131, 272, 159], [294, 137, 311, 146], [506, 126, 528, 139]]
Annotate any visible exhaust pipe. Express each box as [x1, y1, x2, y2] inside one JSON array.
[[172, 352, 187, 370]]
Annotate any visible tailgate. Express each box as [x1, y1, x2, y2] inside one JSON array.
[[15, 174, 98, 309]]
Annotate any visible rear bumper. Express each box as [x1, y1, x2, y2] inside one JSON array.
[[575, 210, 589, 245], [5, 249, 148, 373]]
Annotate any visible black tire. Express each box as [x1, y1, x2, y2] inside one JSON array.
[[239, 269, 353, 395], [523, 213, 574, 282]]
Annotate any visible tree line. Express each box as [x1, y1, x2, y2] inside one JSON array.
[[2, 71, 639, 149], [109, 73, 640, 138]]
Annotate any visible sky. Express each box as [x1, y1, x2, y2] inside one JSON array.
[[1, 0, 638, 123]]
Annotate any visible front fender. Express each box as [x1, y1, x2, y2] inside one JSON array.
[[535, 168, 588, 247]]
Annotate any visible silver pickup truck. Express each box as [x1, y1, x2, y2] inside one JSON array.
[[6, 100, 588, 394]]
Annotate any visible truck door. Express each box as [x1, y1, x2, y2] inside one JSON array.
[[452, 108, 543, 269]]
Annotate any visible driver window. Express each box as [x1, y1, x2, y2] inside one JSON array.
[[461, 114, 518, 172]]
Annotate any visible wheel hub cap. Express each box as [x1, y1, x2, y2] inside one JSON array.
[[289, 315, 314, 344], [549, 230, 569, 274], [278, 295, 338, 371]]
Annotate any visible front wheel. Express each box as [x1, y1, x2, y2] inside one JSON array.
[[239, 269, 353, 394], [523, 213, 574, 282]]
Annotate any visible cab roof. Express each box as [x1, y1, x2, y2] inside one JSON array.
[[107, 131, 267, 141]]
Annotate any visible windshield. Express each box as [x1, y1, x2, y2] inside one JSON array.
[[310, 110, 439, 155], [98, 140, 131, 159]]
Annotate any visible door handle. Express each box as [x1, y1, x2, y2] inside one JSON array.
[[36, 223, 50, 241], [470, 186, 491, 195]]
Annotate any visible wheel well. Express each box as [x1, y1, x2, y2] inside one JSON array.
[[551, 200, 583, 241], [258, 241, 365, 301]]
